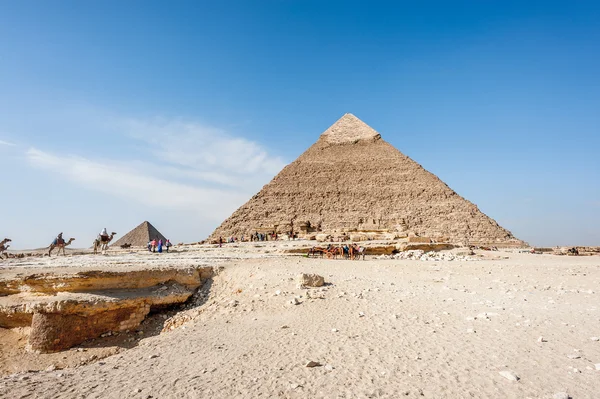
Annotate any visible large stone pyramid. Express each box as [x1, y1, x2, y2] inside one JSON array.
[[112, 221, 168, 247], [209, 114, 523, 245]]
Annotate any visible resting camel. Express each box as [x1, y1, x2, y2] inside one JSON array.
[[0, 238, 11, 259], [48, 238, 75, 256], [93, 232, 117, 254]]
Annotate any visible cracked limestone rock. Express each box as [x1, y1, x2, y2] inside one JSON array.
[[297, 273, 325, 288]]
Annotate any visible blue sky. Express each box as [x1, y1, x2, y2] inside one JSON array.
[[1, 1, 598, 249]]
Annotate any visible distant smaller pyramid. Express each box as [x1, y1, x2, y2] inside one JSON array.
[[112, 221, 168, 247]]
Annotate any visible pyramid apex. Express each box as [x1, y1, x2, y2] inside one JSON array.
[[320, 113, 381, 144]]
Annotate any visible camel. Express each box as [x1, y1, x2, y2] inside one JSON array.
[[0, 238, 11, 259], [93, 232, 117, 254], [48, 238, 75, 256]]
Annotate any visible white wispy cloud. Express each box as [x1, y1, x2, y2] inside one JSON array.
[[22, 115, 286, 224], [0, 139, 15, 146], [25, 148, 250, 221], [122, 118, 286, 189]]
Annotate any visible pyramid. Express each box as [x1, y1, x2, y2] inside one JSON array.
[[112, 221, 168, 247], [209, 114, 524, 245]]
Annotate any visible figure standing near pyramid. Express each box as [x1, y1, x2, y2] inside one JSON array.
[[99, 228, 109, 242]]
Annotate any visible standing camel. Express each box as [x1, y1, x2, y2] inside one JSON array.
[[93, 232, 117, 254], [0, 238, 11, 259], [48, 238, 76, 256]]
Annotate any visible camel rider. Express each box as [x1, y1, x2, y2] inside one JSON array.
[[53, 232, 63, 246], [99, 228, 109, 242]]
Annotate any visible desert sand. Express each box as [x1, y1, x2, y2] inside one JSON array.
[[1, 244, 599, 399]]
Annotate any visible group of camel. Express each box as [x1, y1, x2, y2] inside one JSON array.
[[0, 232, 118, 259], [308, 244, 366, 260], [48, 232, 117, 256]]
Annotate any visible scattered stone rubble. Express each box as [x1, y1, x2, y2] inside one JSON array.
[[375, 250, 478, 261]]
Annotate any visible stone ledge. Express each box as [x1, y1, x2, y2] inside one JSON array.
[[0, 266, 216, 352], [0, 266, 213, 296]]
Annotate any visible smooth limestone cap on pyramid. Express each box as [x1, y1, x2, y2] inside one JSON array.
[[111, 221, 168, 247], [320, 113, 381, 144], [209, 113, 523, 245]]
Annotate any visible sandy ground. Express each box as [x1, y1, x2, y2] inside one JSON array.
[[1, 247, 599, 398]]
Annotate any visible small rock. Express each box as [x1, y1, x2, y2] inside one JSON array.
[[553, 393, 570, 399], [305, 361, 322, 368], [537, 336, 547, 343], [331, 328, 338, 333], [567, 354, 581, 359], [275, 290, 281, 296], [290, 298, 300, 305], [290, 383, 301, 389], [297, 273, 325, 288], [45, 365, 57, 372], [591, 337, 599, 341], [595, 363, 600, 371], [358, 312, 365, 318], [133, 388, 142, 393], [467, 328, 476, 333], [280, 325, 289, 329], [324, 364, 334, 371], [499, 370, 519, 381], [149, 354, 159, 359]]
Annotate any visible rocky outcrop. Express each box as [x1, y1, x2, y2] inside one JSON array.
[[0, 267, 215, 353], [0, 268, 212, 296], [208, 113, 525, 246]]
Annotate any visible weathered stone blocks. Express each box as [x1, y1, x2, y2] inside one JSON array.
[[28, 306, 145, 352]]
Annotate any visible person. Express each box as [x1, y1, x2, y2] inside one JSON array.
[[147, 240, 152, 252], [53, 232, 64, 246], [151, 238, 157, 252], [157, 239, 163, 253], [219, 236, 223, 248], [99, 228, 109, 242], [165, 239, 172, 252]]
